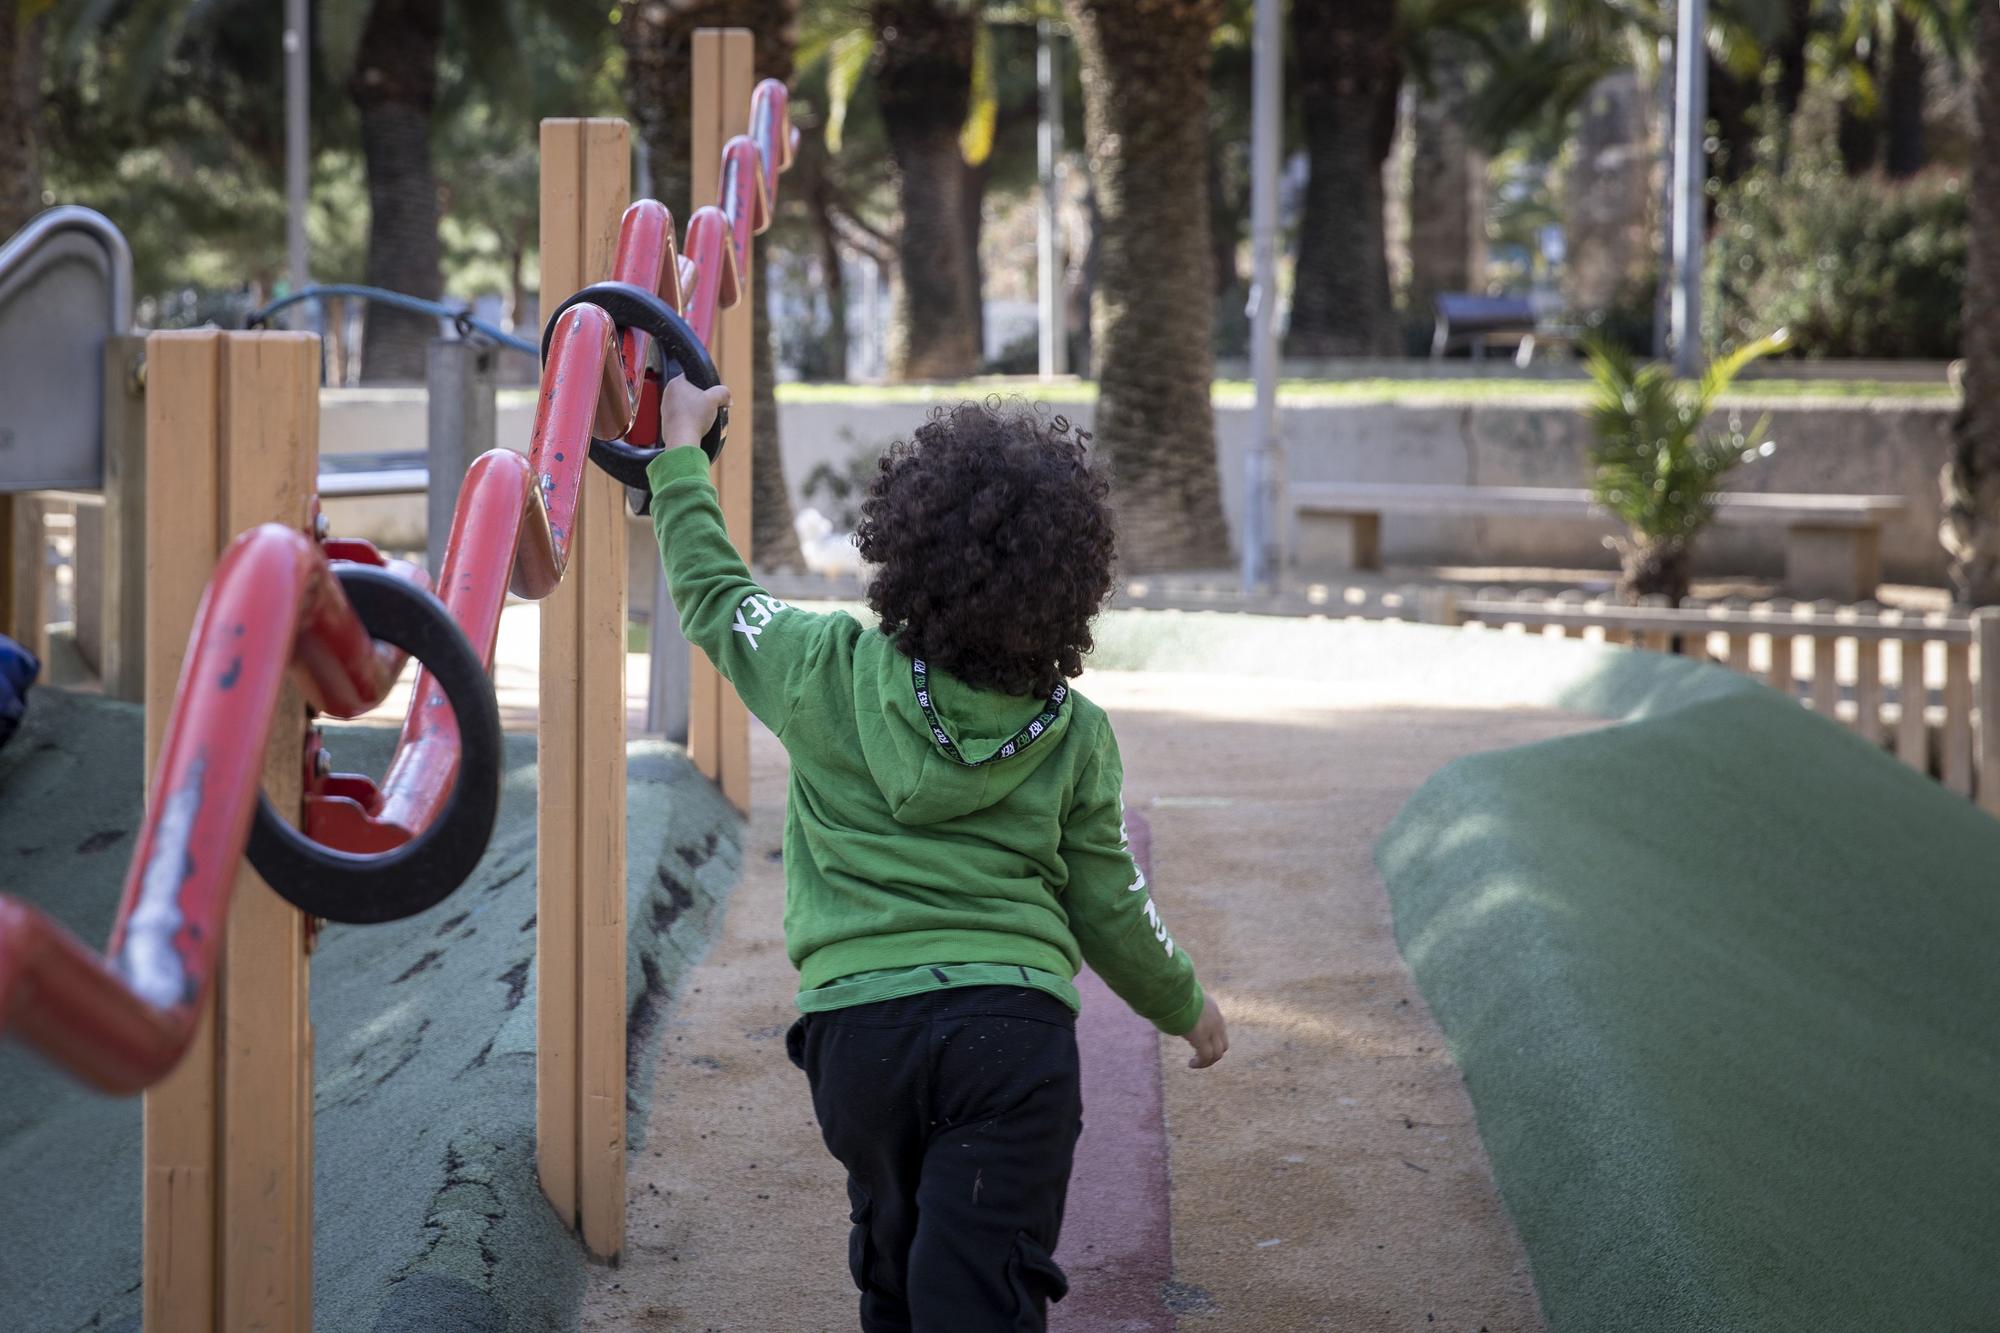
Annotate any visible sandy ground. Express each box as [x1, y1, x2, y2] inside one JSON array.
[[583, 668, 1597, 1332]]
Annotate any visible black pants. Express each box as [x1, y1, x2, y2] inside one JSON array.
[[786, 986, 1083, 1333]]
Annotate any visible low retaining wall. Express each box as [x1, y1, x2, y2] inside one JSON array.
[[320, 387, 1954, 583]]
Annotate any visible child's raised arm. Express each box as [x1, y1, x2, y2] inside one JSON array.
[[645, 380, 845, 738]]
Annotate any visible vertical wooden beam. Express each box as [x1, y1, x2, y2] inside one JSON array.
[[142, 330, 315, 1333], [686, 30, 726, 795], [537, 116, 631, 1261], [1943, 641, 1973, 797], [141, 332, 222, 1333], [714, 31, 755, 816], [1854, 635, 1883, 747], [687, 28, 756, 815], [4, 495, 49, 666], [1896, 636, 1928, 772], [217, 335, 315, 1331], [1976, 609, 2000, 816], [103, 335, 151, 702]]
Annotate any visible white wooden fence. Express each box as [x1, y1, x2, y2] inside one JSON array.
[[1113, 577, 2000, 816]]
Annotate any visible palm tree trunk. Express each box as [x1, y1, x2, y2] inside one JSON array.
[[350, 0, 444, 384], [1884, 10, 1927, 180], [816, 190, 850, 379], [962, 156, 990, 367], [1, 6, 44, 239], [1838, 37, 1882, 175], [1285, 0, 1400, 358], [623, 0, 803, 569], [1064, 0, 1231, 570], [873, 0, 981, 380], [1942, 0, 2000, 605], [1407, 39, 1481, 322]]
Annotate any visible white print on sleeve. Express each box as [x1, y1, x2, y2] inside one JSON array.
[[729, 593, 789, 650], [1116, 798, 1176, 959]]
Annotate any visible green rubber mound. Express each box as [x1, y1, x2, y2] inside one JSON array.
[[1378, 676, 2000, 1332], [0, 690, 742, 1333]]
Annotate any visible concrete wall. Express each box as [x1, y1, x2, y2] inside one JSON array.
[[320, 387, 1956, 583]]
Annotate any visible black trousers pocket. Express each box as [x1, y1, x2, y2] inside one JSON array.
[[1007, 1232, 1069, 1331], [785, 1014, 809, 1071]]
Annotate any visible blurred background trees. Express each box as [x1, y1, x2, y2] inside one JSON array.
[[18, 0, 1989, 380], [11, 0, 1997, 570]]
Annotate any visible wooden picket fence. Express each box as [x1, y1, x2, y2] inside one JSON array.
[[1112, 576, 2000, 816]]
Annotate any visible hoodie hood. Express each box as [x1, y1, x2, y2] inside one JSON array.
[[856, 634, 1076, 826]]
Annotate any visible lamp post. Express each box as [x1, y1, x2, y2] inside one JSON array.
[[1670, 0, 1707, 377], [1243, 0, 1281, 591]]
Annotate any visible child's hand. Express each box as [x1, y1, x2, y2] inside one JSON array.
[[659, 377, 732, 450], [1183, 994, 1229, 1069]]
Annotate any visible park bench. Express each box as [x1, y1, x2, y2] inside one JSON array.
[[1284, 481, 1908, 603], [1430, 293, 1572, 366]]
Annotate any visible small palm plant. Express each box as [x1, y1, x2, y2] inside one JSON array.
[[1583, 329, 1791, 605]]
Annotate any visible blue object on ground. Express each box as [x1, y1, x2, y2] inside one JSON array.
[[0, 633, 39, 751]]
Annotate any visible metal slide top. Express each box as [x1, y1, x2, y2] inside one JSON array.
[[0, 85, 796, 1094], [0, 206, 133, 492]]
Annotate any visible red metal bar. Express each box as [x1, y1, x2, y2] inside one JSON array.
[[680, 206, 740, 345], [611, 200, 677, 416], [0, 524, 395, 1093], [749, 79, 793, 198], [0, 75, 799, 1096], [721, 137, 769, 269]]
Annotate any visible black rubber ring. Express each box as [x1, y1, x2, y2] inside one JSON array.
[[246, 564, 504, 925], [540, 280, 728, 494]]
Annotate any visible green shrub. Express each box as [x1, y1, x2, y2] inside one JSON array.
[[1584, 328, 1789, 604], [1705, 164, 1966, 360]]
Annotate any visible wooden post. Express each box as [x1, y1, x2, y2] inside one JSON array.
[[1943, 640, 1974, 797], [2, 495, 49, 665], [101, 334, 149, 702], [1976, 609, 2000, 816], [687, 27, 756, 816], [142, 330, 316, 1333], [537, 116, 631, 1261]]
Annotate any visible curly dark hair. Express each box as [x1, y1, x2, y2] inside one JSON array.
[[855, 398, 1116, 698]]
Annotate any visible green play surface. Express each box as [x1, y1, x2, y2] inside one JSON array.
[[0, 690, 742, 1332], [1379, 673, 2000, 1331]]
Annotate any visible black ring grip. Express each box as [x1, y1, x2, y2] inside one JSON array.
[[541, 280, 728, 498], [246, 564, 504, 925]]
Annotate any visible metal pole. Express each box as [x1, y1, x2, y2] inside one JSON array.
[[1670, 0, 1706, 377], [424, 339, 495, 577], [284, 0, 310, 320], [1243, 0, 1281, 592], [1037, 21, 1067, 379]]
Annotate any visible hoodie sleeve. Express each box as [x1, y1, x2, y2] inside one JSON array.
[[1058, 722, 1205, 1035], [646, 446, 841, 738]]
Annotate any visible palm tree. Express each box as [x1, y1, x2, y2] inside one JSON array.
[[622, 0, 804, 569], [1063, 0, 1231, 569], [1284, 0, 1401, 357], [348, 0, 445, 382], [1940, 0, 2000, 604], [1, 4, 48, 239], [868, 0, 982, 379], [1584, 328, 1788, 604]]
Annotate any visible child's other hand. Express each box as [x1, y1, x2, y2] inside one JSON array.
[[660, 377, 732, 450], [1183, 994, 1228, 1069]]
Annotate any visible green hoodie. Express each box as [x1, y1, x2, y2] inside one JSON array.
[[646, 446, 1206, 1036]]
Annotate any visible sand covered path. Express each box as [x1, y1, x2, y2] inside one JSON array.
[[584, 668, 1593, 1331]]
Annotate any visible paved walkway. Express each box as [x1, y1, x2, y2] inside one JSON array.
[[584, 668, 1596, 1331]]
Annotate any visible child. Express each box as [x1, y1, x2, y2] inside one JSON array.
[[649, 380, 1228, 1332]]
